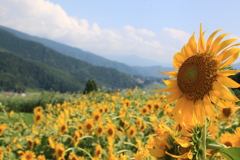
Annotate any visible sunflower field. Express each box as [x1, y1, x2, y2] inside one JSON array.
[[0, 86, 239, 160]]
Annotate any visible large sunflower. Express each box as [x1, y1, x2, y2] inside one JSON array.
[[156, 24, 240, 122]]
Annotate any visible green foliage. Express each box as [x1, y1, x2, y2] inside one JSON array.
[[0, 49, 84, 92], [207, 138, 240, 160], [229, 72, 240, 100], [83, 79, 98, 94], [0, 91, 68, 112]]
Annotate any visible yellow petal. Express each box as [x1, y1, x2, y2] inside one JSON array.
[[182, 45, 190, 58], [172, 96, 186, 114], [182, 100, 194, 120], [214, 39, 238, 55], [217, 76, 240, 88], [185, 44, 193, 58], [217, 48, 240, 63], [198, 23, 205, 53], [174, 137, 191, 148], [154, 81, 178, 92], [206, 29, 223, 52], [203, 94, 216, 115], [219, 52, 239, 69], [212, 81, 239, 102], [163, 90, 181, 106], [173, 52, 184, 70], [209, 33, 230, 55], [194, 99, 205, 125], [187, 32, 197, 56], [209, 91, 226, 108], [218, 70, 240, 76], [162, 79, 176, 86], [158, 70, 178, 78], [165, 151, 191, 159]]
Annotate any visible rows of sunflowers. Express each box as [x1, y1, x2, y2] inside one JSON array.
[[0, 87, 239, 160], [1, 24, 240, 159]]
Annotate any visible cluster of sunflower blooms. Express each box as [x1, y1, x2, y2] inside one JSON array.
[[1, 24, 240, 160], [0, 88, 179, 160]]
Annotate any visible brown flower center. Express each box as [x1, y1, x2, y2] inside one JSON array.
[[26, 154, 33, 160], [61, 125, 66, 132], [222, 108, 231, 118], [130, 130, 134, 135], [98, 127, 103, 134], [108, 128, 113, 136], [86, 124, 92, 130], [36, 115, 41, 121], [94, 115, 100, 121], [177, 53, 218, 101], [224, 141, 233, 147]]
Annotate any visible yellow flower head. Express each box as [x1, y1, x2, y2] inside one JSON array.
[[157, 24, 240, 124], [9, 110, 14, 118], [234, 127, 240, 147], [77, 123, 83, 131], [219, 132, 236, 148], [94, 144, 102, 158], [21, 150, 36, 160], [0, 124, 6, 136], [33, 106, 43, 114], [218, 101, 236, 120], [127, 126, 137, 138], [84, 119, 94, 134], [106, 123, 115, 138], [140, 123, 147, 132], [34, 112, 43, 124], [68, 152, 79, 160], [140, 106, 149, 116], [153, 101, 161, 110], [58, 120, 68, 135], [146, 101, 153, 112], [135, 116, 142, 130], [73, 130, 81, 146], [55, 144, 65, 160], [146, 135, 170, 158], [0, 148, 4, 159], [92, 110, 101, 122], [96, 123, 104, 137], [48, 137, 56, 149], [26, 138, 34, 149], [37, 155, 46, 160]]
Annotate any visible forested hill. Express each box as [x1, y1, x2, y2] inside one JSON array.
[[0, 25, 141, 76], [0, 29, 138, 92], [0, 48, 84, 92]]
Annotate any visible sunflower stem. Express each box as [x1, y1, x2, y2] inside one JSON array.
[[202, 122, 207, 160]]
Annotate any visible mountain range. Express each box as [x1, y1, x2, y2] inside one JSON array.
[[0, 27, 140, 92], [0, 25, 174, 78]]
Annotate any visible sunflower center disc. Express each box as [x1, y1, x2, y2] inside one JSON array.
[[184, 65, 198, 83], [222, 108, 231, 118], [177, 53, 218, 101]]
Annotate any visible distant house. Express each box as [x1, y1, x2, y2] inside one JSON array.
[[136, 78, 144, 84]]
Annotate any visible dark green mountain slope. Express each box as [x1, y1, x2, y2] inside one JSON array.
[[0, 48, 84, 92], [0, 25, 141, 76], [0, 29, 138, 91]]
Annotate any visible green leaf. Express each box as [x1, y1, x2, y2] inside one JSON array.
[[220, 147, 240, 160], [206, 137, 226, 150]]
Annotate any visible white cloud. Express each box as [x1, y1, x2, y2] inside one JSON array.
[[0, 0, 191, 66], [162, 27, 191, 44]]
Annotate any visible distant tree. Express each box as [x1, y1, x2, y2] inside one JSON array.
[[83, 79, 98, 94]]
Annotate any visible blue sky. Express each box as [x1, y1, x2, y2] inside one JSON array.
[[1, 0, 240, 66]]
